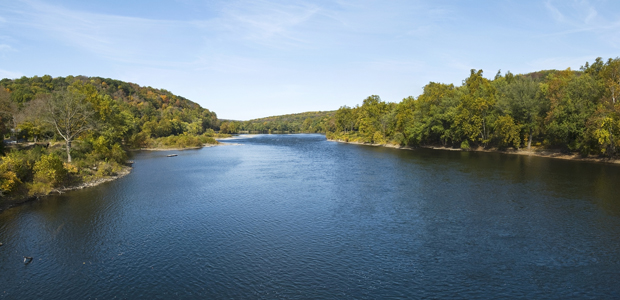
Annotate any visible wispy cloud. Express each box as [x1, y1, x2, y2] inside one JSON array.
[[10, 0, 192, 63], [544, 0, 609, 29], [541, 0, 620, 50], [526, 55, 596, 71], [218, 0, 322, 47], [0, 69, 23, 79], [545, 0, 566, 22], [2, 0, 345, 70], [4, 0, 619, 119]]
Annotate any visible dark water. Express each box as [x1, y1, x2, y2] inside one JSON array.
[[2, 134, 620, 299]]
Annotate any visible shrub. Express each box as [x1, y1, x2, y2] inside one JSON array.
[[460, 140, 471, 150], [203, 129, 215, 137], [33, 154, 68, 187], [0, 171, 21, 194], [392, 132, 405, 145], [28, 181, 53, 195], [95, 161, 119, 177], [0, 151, 33, 181], [201, 135, 218, 145], [372, 131, 386, 144]]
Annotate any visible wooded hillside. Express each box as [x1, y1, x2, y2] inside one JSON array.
[[219, 111, 336, 134], [0, 75, 220, 197]]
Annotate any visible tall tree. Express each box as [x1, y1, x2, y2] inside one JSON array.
[[589, 58, 620, 155], [335, 106, 355, 133], [40, 90, 95, 162], [543, 69, 601, 153], [0, 88, 19, 140], [454, 69, 496, 147], [496, 74, 543, 150], [357, 95, 389, 143]]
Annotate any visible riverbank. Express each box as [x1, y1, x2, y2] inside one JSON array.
[[129, 143, 219, 151], [328, 139, 620, 165], [0, 166, 132, 214], [0, 143, 230, 213]]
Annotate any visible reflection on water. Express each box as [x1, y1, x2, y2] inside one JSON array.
[[1, 134, 620, 299]]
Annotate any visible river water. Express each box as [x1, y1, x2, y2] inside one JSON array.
[[1, 134, 620, 299]]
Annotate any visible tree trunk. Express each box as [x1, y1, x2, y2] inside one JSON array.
[[482, 119, 487, 142], [528, 128, 532, 151], [609, 122, 615, 156], [66, 140, 72, 163], [10, 116, 17, 141]]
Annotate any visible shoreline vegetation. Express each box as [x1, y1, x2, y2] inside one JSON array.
[[328, 138, 620, 165], [323, 57, 620, 164], [0, 140, 230, 214], [0, 165, 132, 213], [4, 56, 620, 211], [206, 57, 620, 165], [1, 75, 227, 212]]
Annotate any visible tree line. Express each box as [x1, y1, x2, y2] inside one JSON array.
[[0, 75, 222, 197], [219, 111, 336, 134], [327, 57, 620, 156]]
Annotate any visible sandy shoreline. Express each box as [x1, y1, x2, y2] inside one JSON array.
[[329, 139, 620, 165]]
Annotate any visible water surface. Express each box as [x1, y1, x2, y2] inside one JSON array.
[[1, 134, 620, 299]]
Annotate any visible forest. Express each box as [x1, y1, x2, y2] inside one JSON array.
[[0, 75, 222, 198], [327, 57, 620, 156], [219, 111, 336, 134], [2, 57, 620, 199]]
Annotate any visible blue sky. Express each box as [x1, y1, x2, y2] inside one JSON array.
[[1, 0, 619, 120]]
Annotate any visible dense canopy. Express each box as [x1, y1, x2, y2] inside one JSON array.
[[328, 57, 620, 157], [0, 75, 220, 197]]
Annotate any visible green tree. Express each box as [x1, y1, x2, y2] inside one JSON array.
[[454, 69, 496, 147], [405, 82, 457, 146], [495, 74, 543, 150], [542, 69, 601, 153], [0, 87, 19, 141], [591, 58, 620, 155], [335, 106, 355, 133], [358, 95, 389, 142], [492, 115, 521, 149], [39, 90, 95, 162]]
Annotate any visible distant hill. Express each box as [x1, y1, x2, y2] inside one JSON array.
[[1, 75, 219, 143], [219, 111, 336, 134], [1, 75, 223, 198]]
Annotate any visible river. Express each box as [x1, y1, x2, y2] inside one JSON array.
[[1, 134, 620, 299]]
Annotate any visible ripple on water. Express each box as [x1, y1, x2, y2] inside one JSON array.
[[1, 134, 620, 299]]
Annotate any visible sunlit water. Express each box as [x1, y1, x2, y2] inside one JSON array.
[[1, 134, 620, 299]]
